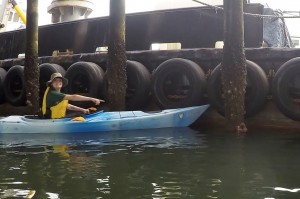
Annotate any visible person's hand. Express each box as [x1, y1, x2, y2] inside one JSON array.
[[91, 98, 105, 105], [82, 109, 90, 114]]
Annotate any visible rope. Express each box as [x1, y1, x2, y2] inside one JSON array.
[[192, 0, 300, 19]]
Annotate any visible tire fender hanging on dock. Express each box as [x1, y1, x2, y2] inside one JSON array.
[[272, 57, 300, 121], [151, 58, 207, 109], [126, 60, 151, 110], [65, 62, 104, 98], [0, 68, 7, 104], [207, 60, 269, 117], [3, 65, 26, 106]]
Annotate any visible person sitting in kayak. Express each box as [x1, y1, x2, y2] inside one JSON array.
[[41, 72, 104, 119]]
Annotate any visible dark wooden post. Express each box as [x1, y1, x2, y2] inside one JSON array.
[[24, 0, 39, 114], [105, 0, 127, 111], [222, 0, 248, 132]]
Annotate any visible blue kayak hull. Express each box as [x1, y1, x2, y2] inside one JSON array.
[[0, 105, 209, 133]]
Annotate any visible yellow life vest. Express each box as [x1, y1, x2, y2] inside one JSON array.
[[42, 87, 68, 119]]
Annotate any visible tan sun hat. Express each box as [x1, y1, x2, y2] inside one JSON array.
[[46, 72, 68, 87]]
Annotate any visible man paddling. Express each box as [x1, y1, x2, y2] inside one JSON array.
[[42, 72, 104, 119]]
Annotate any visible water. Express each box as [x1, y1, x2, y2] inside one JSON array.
[[0, 127, 300, 199]]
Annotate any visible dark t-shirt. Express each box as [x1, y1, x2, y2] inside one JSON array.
[[46, 88, 66, 108]]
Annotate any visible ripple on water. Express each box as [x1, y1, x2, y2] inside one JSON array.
[[2, 128, 299, 198]]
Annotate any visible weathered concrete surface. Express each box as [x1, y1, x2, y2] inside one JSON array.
[[195, 102, 300, 130], [0, 103, 32, 116], [1, 48, 300, 72]]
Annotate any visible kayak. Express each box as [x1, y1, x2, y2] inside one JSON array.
[[0, 105, 209, 133], [0, 105, 209, 134]]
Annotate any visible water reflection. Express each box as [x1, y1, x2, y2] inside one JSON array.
[[0, 127, 203, 148], [0, 127, 205, 198], [0, 189, 35, 198], [0, 128, 300, 198]]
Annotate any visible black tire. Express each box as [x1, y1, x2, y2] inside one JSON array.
[[65, 62, 104, 98], [272, 57, 300, 121], [126, 60, 151, 110], [3, 65, 26, 106], [0, 68, 7, 104], [207, 60, 269, 117], [151, 58, 206, 109], [39, 63, 66, 99]]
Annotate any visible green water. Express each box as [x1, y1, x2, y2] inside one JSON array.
[[0, 128, 300, 199]]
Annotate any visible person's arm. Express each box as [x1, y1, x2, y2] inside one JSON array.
[[67, 104, 90, 114], [64, 94, 104, 105]]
